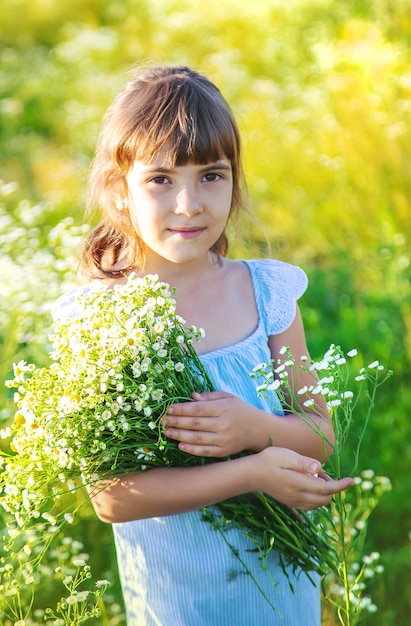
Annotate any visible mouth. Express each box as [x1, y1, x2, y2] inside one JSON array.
[[167, 227, 206, 238]]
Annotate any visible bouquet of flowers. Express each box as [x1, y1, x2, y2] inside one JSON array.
[[1, 273, 338, 618]]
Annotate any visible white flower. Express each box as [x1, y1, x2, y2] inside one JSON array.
[[76, 591, 89, 602], [42, 512, 57, 525], [368, 360, 380, 369], [267, 380, 281, 391], [311, 385, 322, 394], [341, 391, 354, 400], [252, 363, 267, 372], [151, 389, 164, 400], [66, 595, 79, 605], [175, 362, 185, 372], [319, 375, 334, 384], [154, 321, 165, 333], [328, 399, 342, 408], [136, 447, 155, 461], [303, 399, 315, 408], [0, 427, 12, 439], [347, 349, 358, 357]]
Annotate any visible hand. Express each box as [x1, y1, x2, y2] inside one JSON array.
[[249, 446, 355, 510], [162, 391, 256, 458]]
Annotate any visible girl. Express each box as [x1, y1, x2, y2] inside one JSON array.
[[54, 65, 353, 625]]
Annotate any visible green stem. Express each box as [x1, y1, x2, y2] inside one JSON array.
[[334, 462, 351, 626], [202, 509, 282, 617]]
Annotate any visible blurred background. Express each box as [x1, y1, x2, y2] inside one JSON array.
[[0, 1, 410, 624]]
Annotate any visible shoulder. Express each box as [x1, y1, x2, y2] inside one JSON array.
[[242, 259, 308, 335], [243, 259, 308, 298], [51, 283, 95, 322]]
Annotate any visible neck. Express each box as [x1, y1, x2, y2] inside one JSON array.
[[140, 253, 223, 291]]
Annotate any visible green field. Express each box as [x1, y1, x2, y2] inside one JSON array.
[[1, 1, 410, 624]]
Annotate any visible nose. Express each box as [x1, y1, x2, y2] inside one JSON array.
[[174, 186, 203, 216]]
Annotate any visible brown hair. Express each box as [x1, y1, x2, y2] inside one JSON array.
[[79, 65, 246, 280]]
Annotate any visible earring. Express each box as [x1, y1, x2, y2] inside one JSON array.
[[116, 199, 127, 211]]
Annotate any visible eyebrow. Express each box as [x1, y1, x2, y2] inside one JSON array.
[[143, 161, 232, 174]]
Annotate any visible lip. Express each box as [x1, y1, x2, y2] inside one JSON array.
[[167, 227, 206, 238]]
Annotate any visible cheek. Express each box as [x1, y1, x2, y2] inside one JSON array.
[[128, 209, 158, 241]]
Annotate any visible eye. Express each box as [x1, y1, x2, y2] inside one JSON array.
[[150, 176, 171, 185], [202, 172, 222, 183]]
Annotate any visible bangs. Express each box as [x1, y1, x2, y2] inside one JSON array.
[[123, 78, 239, 168]]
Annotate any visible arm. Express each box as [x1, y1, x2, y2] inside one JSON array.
[[89, 445, 353, 523], [265, 305, 335, 458], [162, 307, 334, 462]]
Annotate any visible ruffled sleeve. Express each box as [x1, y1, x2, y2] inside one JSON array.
[[243, 259, 308, 336], [51, 284, 92, 323]]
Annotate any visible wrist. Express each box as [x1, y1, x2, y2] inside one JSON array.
[[236, 452, 264, 494], [246, 408, 278, 452]]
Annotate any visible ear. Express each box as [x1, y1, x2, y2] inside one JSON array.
[[115, 196, 128, 211]]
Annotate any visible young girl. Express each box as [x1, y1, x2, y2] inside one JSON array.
[[54, 65, 353, 625]]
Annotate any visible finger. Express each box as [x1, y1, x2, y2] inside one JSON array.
[[178, 441, 222, 458], [190, 391, 234, 402], [328, 476, 355, 493], [277, 449, 322, 475], [164, 426, 216, 446], [301, 478, 354, 509], [317, 470, 332, 481], [167, 400, 217, 417], [313, 476, 355, 497], [162, 415, 216, 433]]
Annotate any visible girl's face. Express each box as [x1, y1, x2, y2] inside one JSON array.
[[125, 158, 233, 269]]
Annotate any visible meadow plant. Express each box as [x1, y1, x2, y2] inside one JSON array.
[[0, 525, 115, 626], [252, 345, 392, 625], [0, 180, 89, 417]]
